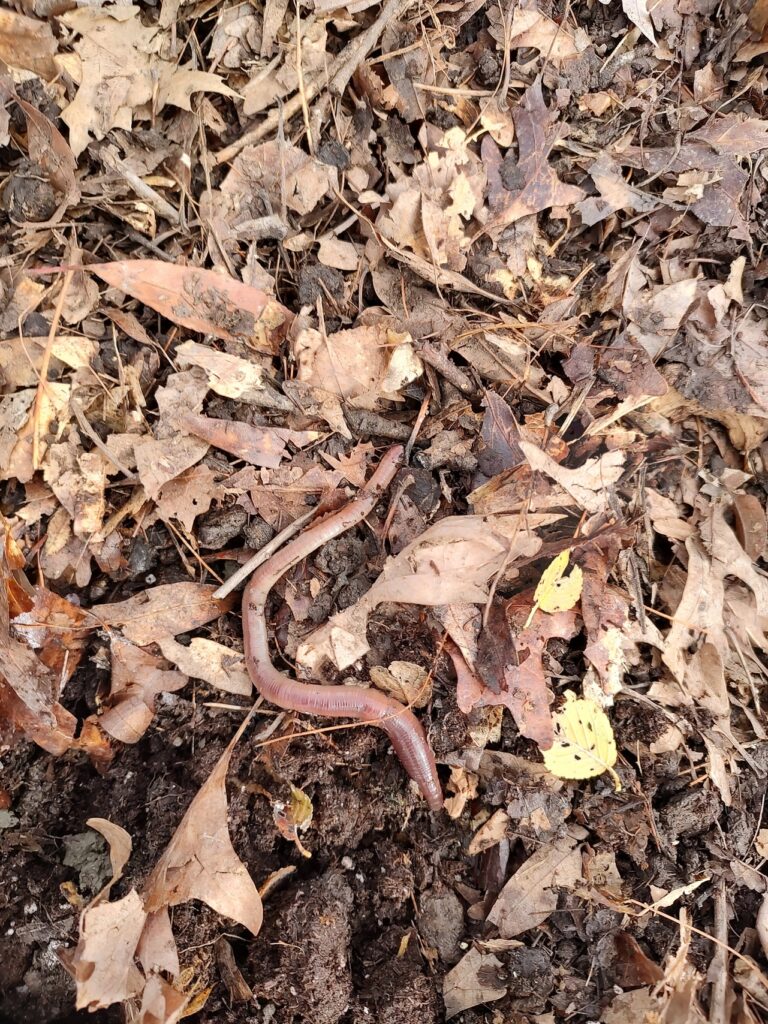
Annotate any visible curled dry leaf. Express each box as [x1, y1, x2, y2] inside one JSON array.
[[88, 260, 293, 354], [519, 441, 626, 513], [369, 660, 431, 708], [157, 636, 252, 697], [143, 724, 263, 936], [179, 410, 320, 469], [95, 582, 235, 646], [298, 516, 542, 673], [99, 638, 189, 743], [86, 818, 133, 899]]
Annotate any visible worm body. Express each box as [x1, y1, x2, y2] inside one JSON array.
[[242, 446, 443, 811]]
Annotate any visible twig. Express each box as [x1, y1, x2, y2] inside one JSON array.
[[32, 270, 73, 471], [213, 507, 317, 600], [214, 0, 413, 164], [101, 149, 181, 225], [708, 879, 729, 1024]]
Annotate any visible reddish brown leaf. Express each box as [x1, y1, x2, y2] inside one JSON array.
[[88, 260, 293, 354], [99, 638, 189, 744], [179, 410, 319, 468]]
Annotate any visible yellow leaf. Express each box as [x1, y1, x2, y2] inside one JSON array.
[[542, 692, 621, 790], [525, 548, 583, 626], [535, 548, 583, 613]]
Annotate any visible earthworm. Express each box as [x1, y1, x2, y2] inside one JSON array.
[[242, 445, 443, 811]]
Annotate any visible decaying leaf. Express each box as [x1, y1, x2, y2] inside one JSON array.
[[298, 516, 542, 673], [487, 826, 585, 937], [88, 261, 293, 354], [95, 583, 235, 646], [143, 724, 263, 936], [70, 889, 147, 1011], [443, 948, 506, 1018], [157, 636, 252, 697], [99, 638, 189, 743]]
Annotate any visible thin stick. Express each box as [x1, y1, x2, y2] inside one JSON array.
[[213, 507, 317, 600], [32, 270, 73, 471]]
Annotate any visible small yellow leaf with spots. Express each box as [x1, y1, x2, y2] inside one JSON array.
[[542, 691, 621, 790], [526, 548, 583, 626], [535, 549, 583, 613]]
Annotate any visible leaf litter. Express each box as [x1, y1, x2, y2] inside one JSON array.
[[3, 1, 768, 1022]]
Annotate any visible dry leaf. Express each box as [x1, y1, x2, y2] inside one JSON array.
[[88, 260, 292, 354], [542, 692, 621, 789], [293, 323, 423, 410], [369, 661, 431, 708], [143, 725, 263, 936], [443, 948, 506, 1018], [70, 890, 147, 1011], [0, 9, 57, 79], [519, 441, 625, 513], [157, 636, 252, 697], [467, 809, 510, 856], [482, 82, 585, 235], [179, 410, 319, 468], [622, 0, 656, 43], [99, 638, 189, 744], [487, 826, 585, 937], [95, 583, 234, 646], [86, 818, 132, 899], [298, 516, 541, 673]]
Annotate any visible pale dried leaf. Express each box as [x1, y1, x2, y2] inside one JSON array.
[[298, 516, 541, 672], [71, 890, 147, 1011], [443, 948, 506, 1019], [487, 828, 585, 937], [100, 638, 188, 743], [143, 727, 262, 935], [519, 442, 625, 513], [157, 636, 252, 697], [95, 583, 234, 646]]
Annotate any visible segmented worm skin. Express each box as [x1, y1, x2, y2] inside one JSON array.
[[243, 445, 444, 811]]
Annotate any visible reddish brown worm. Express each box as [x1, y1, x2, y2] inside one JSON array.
[[242, 445, 443, 811]]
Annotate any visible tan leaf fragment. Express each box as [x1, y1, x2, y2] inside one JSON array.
[[622, 0, 656, 43], [157, 636, 252, 697], [0, 9, 57, 79], [293, 323, 423, 410], [155, 464, 217, 532], [519, 441, 625, 513], [71, 890, 147, 1011], [133, 435, 210, 501], [99, 638, 189, 743], [143, 725, 263, 936], [369, 661, 431, 708], [86, 818, 133, 898], [487, 827, 585, 937], [443, 948, 506, 1019], [174, 341, 270, 404], [95, 583, 234, 646]]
